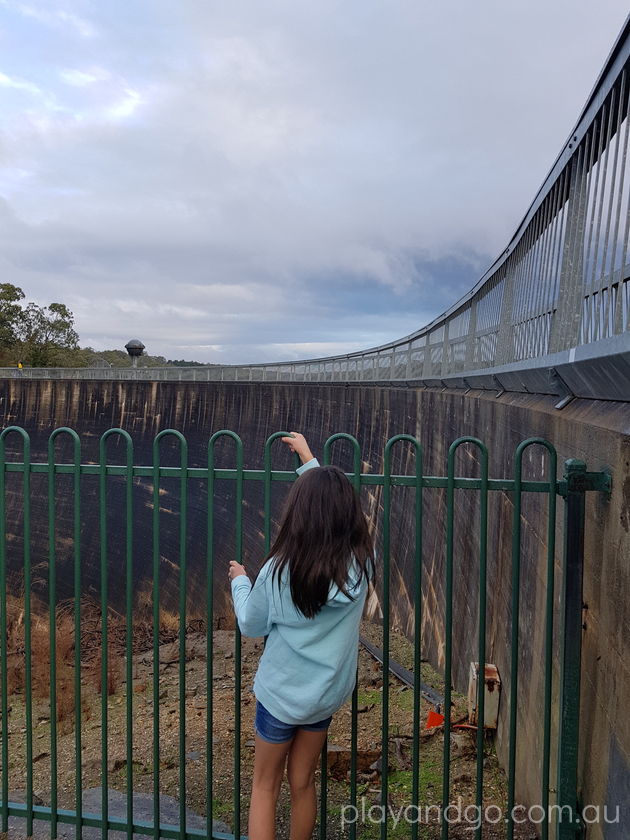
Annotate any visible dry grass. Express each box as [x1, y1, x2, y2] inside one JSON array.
[[0, 596, 129, 732], [86, 638, 125, 697]]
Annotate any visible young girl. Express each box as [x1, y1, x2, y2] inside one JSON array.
[[229, 432, 374, 840]]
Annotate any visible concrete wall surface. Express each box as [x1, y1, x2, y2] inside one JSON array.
[[0, 378, 628, 836]]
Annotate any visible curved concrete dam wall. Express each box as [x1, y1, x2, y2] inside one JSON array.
[[0, 378, 628, 833]]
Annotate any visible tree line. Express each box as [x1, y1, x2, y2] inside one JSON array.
[[0, 284, 80, 367], [0, 284, 206, 368]]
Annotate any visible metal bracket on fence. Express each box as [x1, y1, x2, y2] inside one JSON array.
[[549, 367, 576, 410], [556, 470, 611, 496], [492, 374, 505, 397]]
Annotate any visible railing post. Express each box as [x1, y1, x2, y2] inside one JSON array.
[[463, 298, 478, 370], [556, 459, 587, 839]]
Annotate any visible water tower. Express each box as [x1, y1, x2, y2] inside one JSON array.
[[125, 339, 145, 368]]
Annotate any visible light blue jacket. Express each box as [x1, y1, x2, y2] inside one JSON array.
[[231, 458, 369, 725]]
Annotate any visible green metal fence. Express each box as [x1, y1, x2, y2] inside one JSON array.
[[0, 427, 609, 839]]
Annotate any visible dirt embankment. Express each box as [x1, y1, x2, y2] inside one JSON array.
[[3, 620, 538, 839]]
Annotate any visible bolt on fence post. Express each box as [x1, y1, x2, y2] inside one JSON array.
[[557, 459, 587, 839]]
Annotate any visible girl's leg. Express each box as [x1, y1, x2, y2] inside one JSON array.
[[286, 728, 328, 840], [249, 734, 293, 840]]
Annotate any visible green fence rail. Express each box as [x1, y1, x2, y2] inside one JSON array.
[[0, 427, 610, 839]]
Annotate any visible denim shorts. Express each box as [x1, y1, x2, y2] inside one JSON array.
[[254, 700, 332, 744]]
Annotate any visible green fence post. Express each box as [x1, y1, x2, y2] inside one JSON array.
[[95, 429, 135, 840], [0, 440, 5, 834], [0, 433, 7, 835], [324, 433, 362, 840], [507, 439, 557, 840], [383, 435, 422, 840], [97, 430, 135, 840], [152, 429, 189, 838], [0, 428, 31, 835], [556, 459, 587, 839], [49, 428, 82, 840], [443, 437, 488, 840], [47, 433, 58, 840], [264, 432, 297, 556], [99, 431, 110, 840], [211, 430, 244, 840], [206, 438, 217, 840], [151, 436, 161, 836]]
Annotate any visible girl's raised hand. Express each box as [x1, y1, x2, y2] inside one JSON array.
[[229, 560, 247, 582], [281, 432, 315, 465]]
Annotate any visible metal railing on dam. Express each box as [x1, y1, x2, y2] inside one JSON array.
[[5, 18, 630, 405], [0, 427, 610, 839]]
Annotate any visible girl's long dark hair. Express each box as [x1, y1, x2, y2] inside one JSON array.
[[267, 465, 374, 619]]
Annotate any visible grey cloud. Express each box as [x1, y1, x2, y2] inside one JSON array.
[[0, 1, 629, 362]]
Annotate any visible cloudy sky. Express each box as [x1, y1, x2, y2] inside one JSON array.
[[1, 1, 629, 364]]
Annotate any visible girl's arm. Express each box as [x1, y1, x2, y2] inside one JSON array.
[[230, 564, 274, 638], [281, 432, 315, 465], [229, 560, 246, 580], [230, 440, 314, 636]]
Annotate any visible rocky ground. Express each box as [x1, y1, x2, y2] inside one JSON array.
[[0, 621, 539, 839]]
